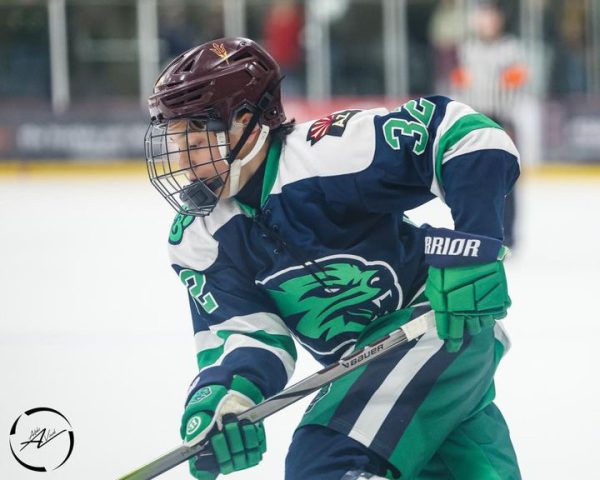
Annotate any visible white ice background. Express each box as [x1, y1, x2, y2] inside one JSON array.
[[1, 174, 599, 479]]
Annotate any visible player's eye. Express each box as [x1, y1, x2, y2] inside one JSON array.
[[187, 140, 204, 149]]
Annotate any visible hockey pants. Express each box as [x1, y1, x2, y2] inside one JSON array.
[[286, 306, 521, 479]]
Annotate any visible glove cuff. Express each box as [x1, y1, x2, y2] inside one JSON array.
[[230, 375, 264, 405], [181, 375, 264, 439], [423, 227, 504, 268]]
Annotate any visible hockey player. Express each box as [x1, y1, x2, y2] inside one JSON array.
[[144, 38, 521, 479]]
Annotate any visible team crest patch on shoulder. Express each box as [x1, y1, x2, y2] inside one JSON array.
[[306, 110, 361, 145]]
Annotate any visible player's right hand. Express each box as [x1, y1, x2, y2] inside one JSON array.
[[180, 376, 266, 479]]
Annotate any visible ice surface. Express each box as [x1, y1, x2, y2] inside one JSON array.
[[1, 175, 598, 479]]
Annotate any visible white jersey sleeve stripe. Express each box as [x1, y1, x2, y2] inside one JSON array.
[[430, 100, 477, 199], [194, 312, 296, 382], [194, 330, 296, 381], [442, 127, 520, 166], [208, 312, 292, 338]]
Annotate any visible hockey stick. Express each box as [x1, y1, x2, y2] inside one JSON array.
[[117, 310, 435, 480]]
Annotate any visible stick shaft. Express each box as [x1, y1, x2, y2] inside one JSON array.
[[239, 310, 434, 423], [117, 310, 434, 480]]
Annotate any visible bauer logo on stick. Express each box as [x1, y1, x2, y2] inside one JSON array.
[[340, 344, 385, 368]]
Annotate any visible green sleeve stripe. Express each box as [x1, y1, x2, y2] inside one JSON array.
[[197, 344, 225, 369], [196, 329, 298, 370], [435, 113, 502, 189]]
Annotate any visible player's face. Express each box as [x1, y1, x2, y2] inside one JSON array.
[[167, 120, 230, 196]]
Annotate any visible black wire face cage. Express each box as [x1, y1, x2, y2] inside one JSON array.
[[145, 118, 231, 217]]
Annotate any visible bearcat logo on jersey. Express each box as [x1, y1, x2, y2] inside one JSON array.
[[259, 255, 402, 343], [306, 110, 361, 145]]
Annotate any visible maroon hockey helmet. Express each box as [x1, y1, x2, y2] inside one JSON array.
[[148, 37, 285, 128], [145, 38, 286, 217]]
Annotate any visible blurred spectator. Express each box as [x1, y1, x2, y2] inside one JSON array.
[[159, 1, 224, 65], [263, 0, 304, 96], [450, 0, 529, 249], [428, 0, 461, 92], [329, 1, 384, 95], [159, 3, 198, 62], [549, 0, 587, 96], [0, 4, 50, 99], [405, 1, 436, 95]]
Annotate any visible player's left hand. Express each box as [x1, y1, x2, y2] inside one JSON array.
[[425, 259, 511, 352]]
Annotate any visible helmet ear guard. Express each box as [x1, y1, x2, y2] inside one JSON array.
[[227, 86, 276, 162]]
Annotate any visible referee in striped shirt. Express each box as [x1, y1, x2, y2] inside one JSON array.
[[451, 0, 528, 248]]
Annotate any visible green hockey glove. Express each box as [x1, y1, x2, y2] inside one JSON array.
[[425, 258, 511, 353], [180, 376, 266, 480]]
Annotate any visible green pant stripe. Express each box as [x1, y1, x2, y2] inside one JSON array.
[[389, 330, 497, 477], [296, 308, 520, 480], [303, 364, 368, 426]]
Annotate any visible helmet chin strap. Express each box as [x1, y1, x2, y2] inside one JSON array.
[[221, 123, 270, 196]]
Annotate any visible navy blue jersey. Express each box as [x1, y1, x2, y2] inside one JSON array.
[[168, 96, 520, 400]]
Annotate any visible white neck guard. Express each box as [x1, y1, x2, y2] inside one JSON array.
[[222, 124, 271, 196]]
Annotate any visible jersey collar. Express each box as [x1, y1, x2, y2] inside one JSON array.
[[260, 136, 282, 207], [235, 136, 282, 217]]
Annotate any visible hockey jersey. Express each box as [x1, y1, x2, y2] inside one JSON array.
[[167, 96, 520, 401]]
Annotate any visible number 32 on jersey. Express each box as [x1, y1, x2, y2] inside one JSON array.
[[383, 98, 436, 156]]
